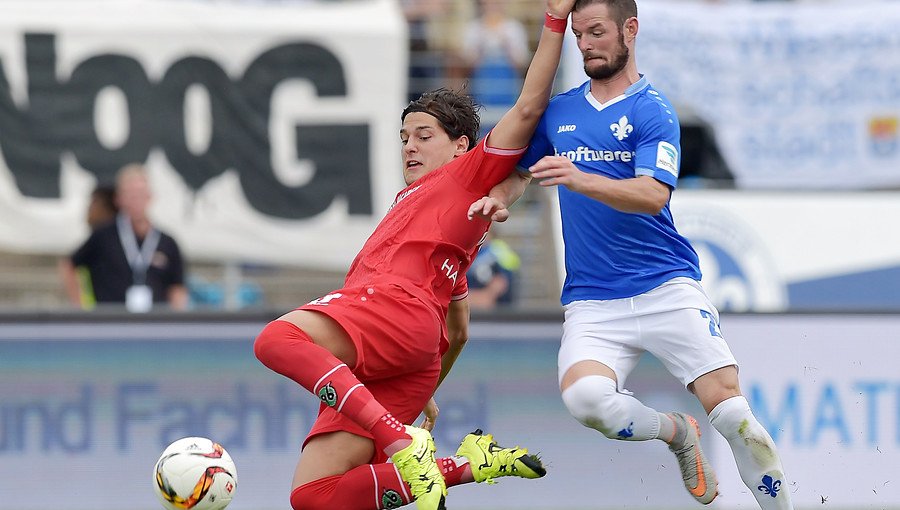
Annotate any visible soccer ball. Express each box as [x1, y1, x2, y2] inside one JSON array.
[[153, 437, 238, 510]]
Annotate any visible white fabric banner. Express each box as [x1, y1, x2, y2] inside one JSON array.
[[562, 1, 900, 189], [0, 0, 407, 269]]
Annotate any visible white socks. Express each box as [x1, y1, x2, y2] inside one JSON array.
[[709, 396, 793, 509], [562, 379, 793, 508], [561, 375, 668, 441]]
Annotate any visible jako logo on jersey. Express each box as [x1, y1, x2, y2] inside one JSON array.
[[555, 146, 634, 163], [610, 115, 633, 141], [655, 141, 679, 177], [557, 124, 577, 133], [389, 185, 421, 210]]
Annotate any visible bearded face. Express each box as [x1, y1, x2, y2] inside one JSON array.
[[583, 28, 629, 81]]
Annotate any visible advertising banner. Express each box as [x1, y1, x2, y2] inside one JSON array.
[[561, 2, 900, 189], [1, 315, 899, 509], [712, 314, 900, 507], [670, 190, 900, 312], [0, 0, 407, 268], [549, 190, 900, 313]]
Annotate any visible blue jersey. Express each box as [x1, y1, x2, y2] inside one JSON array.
[[519, 77, 701, 304]]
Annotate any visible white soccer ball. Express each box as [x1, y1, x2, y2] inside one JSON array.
[[153, 437, 238, 510]]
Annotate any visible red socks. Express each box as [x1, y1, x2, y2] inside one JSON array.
[[291, 463, 411, 510], [254, 320, 411, 452], [439, 456, 473, 486], [290, 457, 472, 510]]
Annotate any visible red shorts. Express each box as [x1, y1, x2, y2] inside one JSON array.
[[298, 281, 444, 463]]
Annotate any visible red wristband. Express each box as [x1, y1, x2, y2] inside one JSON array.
[[544, 12, 567, 33]]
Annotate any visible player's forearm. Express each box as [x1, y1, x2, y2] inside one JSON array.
[[437, 330, 466, 387], [437, 340, 465, 388], [489, 171, 532, 209], [438, 298, 470, 388], [489, 12, 567, 149], [513, 23, 566, 124], [580, 175, 670, 215], [519, 0, 575, 103]]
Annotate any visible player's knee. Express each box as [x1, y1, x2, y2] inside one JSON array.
[[561, 375, 629, 438], [709, 395, 773, 443], [253, 319, 310, 369], [253, 320, 281, 365], [290, 477, 338, 510]]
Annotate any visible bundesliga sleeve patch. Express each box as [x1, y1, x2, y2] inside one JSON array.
[[655, 141, 679, 177]]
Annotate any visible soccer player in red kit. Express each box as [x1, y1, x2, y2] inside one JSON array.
[[253, 1, 574, 509]]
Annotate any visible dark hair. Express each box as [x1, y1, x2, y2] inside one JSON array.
[[91, 185, 118, 214], [402, 88, 481, 151], [573, 0, 637, 27]]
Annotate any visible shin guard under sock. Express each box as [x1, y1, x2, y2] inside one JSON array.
[[255, 320, 410, 451]]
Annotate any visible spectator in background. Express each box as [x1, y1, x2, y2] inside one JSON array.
[[59, 164, 188, 312], [86, 185, 118, 229], [402, 0, 451, 101], [466, 232, 521, 309], [460, 0, 530, 108], [63, 184, 120, 308]]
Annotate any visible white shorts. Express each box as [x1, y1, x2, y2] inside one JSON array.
[[558, 277, 737, 389]]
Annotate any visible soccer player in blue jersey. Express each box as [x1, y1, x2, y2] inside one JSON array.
[[468, 0, 793, 508]]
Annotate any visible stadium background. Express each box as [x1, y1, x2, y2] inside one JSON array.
[[1, 0, 899, 508]]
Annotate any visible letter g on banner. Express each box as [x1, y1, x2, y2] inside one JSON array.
[[0, 34, 372, 220]]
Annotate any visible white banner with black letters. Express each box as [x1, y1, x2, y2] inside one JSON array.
[[0, 0, 407, 269]]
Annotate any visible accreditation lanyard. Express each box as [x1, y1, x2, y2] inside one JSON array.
[[117, 214, 161, 286]]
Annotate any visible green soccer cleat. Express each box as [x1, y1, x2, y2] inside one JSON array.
[[667, 412, 719, 505], [391, 425, 447, 510], [455, 429, 547, 485]]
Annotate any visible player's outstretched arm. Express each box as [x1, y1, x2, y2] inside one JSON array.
[[486, 0, 574, 151], [530, 155, 672, 214], [468, 170, 533, 222]]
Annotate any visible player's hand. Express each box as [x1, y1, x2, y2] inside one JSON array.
[[419, 397, 439, 431], [529, 155, 589, 192], [467, 196, 511, 223], [547, 0, 576, 20]]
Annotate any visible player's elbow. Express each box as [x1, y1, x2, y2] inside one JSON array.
[[633, 179, 670, 215], [650, 192, 671, 214], [511, 99, 545, 126], [641, 197, 667, 215], [622, 198, 666, 215], [448, 329, 469, 351]]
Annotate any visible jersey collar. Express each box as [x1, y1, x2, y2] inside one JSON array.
[[582, 75, 649, 111]]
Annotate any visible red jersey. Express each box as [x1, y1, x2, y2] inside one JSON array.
[[344, 136, 525, 319]]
